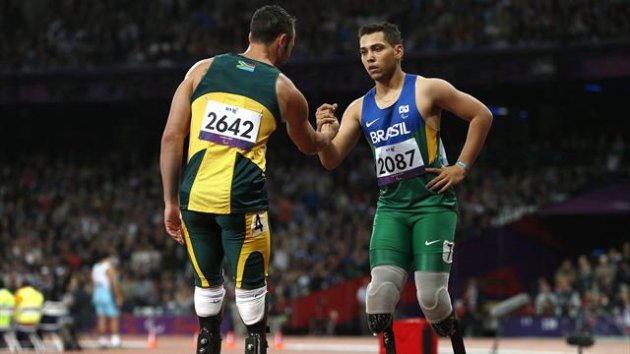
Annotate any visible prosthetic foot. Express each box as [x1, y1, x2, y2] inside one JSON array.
[[197, 315, 222, 354], [368, 313, 396, 354], [244, 332, 268, 354], [383, 326, 396, 354], [196, 328, 222, 354], [431, 311, 466, 354], [244, 317, 269, 354]]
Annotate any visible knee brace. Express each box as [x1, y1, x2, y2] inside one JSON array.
[[194, 286, 225, 318], [414, 271, 452, 323], [236, 286, 267, 326], [366, 266, 407, 314]]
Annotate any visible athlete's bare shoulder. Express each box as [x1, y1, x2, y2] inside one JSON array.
[[185, 58, 215, 91], [185, 58, 213, 79], [345, 96, 364, 122], [415, 76, 454, 94], [276, 73, 299, 96], [415, 75, 460, 105], [275, 73, 306, 122]]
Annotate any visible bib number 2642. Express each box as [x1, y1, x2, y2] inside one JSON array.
[[199, 100, 262, 150]]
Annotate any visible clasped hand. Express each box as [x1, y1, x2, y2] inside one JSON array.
[[316, 103, 340, 138]]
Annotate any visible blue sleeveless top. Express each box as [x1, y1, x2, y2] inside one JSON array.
[[360, 74, 457, 211]]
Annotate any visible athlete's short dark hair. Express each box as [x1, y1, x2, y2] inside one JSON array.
[[250, 5, 296, 44], [358, 22, 402, 46]]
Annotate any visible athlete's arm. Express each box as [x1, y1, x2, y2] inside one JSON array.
[[276, 74, 336, 155], [421, 78, 493, 192], [160, 59, 211, 244], [316, 98, 363, 170], [106, 264, 123, 307]]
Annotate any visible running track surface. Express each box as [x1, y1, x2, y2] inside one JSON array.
[[73, 335, 629, 354]]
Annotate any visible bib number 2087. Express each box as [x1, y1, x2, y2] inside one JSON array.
[[377, 149, 415, 175], [374, 137, 424, 185]]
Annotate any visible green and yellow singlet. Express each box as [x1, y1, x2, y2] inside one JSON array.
[[181, 53, 282, 214]]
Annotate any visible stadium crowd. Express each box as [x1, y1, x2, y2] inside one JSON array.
[[1, 0, 630, 70], [0, 133, 627, 334], [534, 250, 630, 321], [454, 245, 630, 336], [1, 0, 629, 337]]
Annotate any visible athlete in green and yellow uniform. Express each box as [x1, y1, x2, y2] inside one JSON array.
[[316, 23, 492, 354], [160, 6, 337, 354], [181, 53, 280, 292]]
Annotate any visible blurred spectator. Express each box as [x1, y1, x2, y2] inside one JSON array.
[[13, 281, 44, 349], [554, 278, 581, 318], [619, 287, 630, 335], [554, 259, 577, 288], [1, 0, 630, 71], [91, 250, 122, 348], [309, 298, 337, 336], [576, 255, 594, 293], [594, 254, 617, 294], [355, 277, 369, 335], [623, 242, 630, 263], [535, 278, 559, 316], [0, 278, 15, 348], [268, 292, 290, 338], [62, 273, 95, 333], [455, 278, 483, 336], [14, 282, 44, 326], [57, 274, 92, 350], [607, 134, 625, 177]]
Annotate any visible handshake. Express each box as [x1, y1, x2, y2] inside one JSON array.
[[316, 103, 340, 138]]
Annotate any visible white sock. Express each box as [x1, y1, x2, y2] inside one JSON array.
[[98, 336, 108, 347], [111, 334, 121, 346]]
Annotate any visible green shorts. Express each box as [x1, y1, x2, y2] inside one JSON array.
[[370, 208, 457, 273], [181, 209, 271, 289]]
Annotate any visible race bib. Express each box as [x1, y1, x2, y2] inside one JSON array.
[[375, 137, 424, 185], [250, 212, 267, 237], [199, 100, 262, 150], [443, 241, 454, 264]]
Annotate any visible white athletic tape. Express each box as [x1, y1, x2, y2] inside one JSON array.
[[194, 286, 225, 317], [236, 286, 267, 325]]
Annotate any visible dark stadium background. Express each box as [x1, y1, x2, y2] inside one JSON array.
[[1, 0, 628, 346]]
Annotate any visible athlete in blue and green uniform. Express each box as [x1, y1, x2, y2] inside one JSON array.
[[316, 22, 492, 354], [362, 72, 458, 274], [160, 6, 337, 354]]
